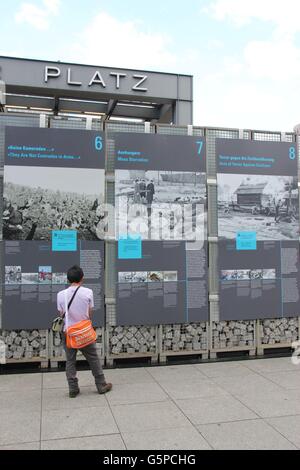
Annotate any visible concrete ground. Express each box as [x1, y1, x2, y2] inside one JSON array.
[[0, 356, 300, 450]]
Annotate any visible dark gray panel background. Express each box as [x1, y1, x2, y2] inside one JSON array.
[[5, 127, 105, 169], [114, 133, 206, 172], [2, 240, 105, 330], [216, 138, 297, 176], [219, 240, 300, 320], [116, 241, 208, 326]]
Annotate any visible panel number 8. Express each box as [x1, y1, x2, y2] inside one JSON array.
[[289, 146, 296, 160]]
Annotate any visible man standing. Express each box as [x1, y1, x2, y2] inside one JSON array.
[[146, 179, 155, 219], [146, 179, 155, 205], [139, 179, 147, 202], [57, 265, 112, 398]]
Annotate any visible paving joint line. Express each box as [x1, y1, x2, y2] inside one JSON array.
[[148, 372, 214, 450], [105, 392, 128, 450]]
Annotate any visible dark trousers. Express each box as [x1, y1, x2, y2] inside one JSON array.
[[62, 334, 106, 391]]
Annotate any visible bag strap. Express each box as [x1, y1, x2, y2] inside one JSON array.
[[68, 286, 81, 310], [64, 286, 80, 331]]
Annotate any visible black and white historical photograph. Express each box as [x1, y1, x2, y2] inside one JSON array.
[[131, 272, 148, 283], [221, 268, 276, 281], [3, 165, 105, 241], [21, 273, 39, 285], [118, 272, 133, 283], [218, 174, 299, 240], [115, 170, 206, 240], [52, 273, 68, 285], [263, 269, 276, 280], [5, 266, 22, 284], [164, 271, 178, 282], [221, 269, 251, 281], [118, 271, 179, 284], [250, 269, 263, 280]]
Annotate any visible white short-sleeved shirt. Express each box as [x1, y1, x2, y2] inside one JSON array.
[[57, 285, 94, 331]]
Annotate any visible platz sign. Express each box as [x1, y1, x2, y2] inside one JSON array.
[[45, 66, 148, 92]]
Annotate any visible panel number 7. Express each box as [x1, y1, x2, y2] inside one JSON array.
[[196, 140, 203, 156]]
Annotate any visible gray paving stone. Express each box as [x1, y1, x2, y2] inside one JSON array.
[[266, 415, 300, 449], [242, 357, 296, 373], [158, 378, 229, 400], [41, 406, 118, 441], [42, 370, 95, 389], [195, 362, 253, 378], [41, 434, 125, 450], [263, 370, 300, 390], [197, 419, 297, 450], [105, 368, 154, 385], [42, 371, 71, 389], [112, 401, 190, 433], [0, 442, 40, 450], [106, 382, 168, 406], [0, 411, 41, 446], [235, 389, 300, 418], [122, 426, 211, 450], [0, 389, 41, 412], [42, 386, 108, 411], [0, 373, 42, 392], [148, 365, 205, 381], [211, 373, 283, 396], [176, 395, 257, 425]]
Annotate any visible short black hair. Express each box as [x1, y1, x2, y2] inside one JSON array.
[[67, 265, 84, 283]]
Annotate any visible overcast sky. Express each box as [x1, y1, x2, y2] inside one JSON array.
[[2, 0, 300, 131]]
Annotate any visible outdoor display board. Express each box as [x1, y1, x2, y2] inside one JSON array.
[[2, 240, 105, 330], [3, 126, 105, 241], [217, 138, 300, 320], [2, 127, 106, 329], [114, 133, 208, 326]]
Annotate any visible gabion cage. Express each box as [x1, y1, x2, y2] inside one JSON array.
[[259, 317, 299, 346], [211, 321, 255, 350], [160, 323, 208, 354], [0, 329, 48, 362], [107, 325, 158, 356]]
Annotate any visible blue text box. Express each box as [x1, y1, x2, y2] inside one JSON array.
[[118, 235, 142, 259], [52, 231, 77, 252], [236, 232, 257, 251]]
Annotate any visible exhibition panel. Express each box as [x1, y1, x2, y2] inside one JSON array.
[[0, 113, 298, 365], [217, 138, 300, 321], [2, 126, 106, 330], [2, 240, 105, 330], [113, 132, 208, 326]]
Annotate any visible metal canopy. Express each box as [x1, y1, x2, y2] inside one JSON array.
[[0, 56, 193, 125]]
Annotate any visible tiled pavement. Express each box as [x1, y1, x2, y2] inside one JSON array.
[[0, 357, 300, 450]]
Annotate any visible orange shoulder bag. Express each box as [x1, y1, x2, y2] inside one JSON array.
[[64, 287, 97, 349]]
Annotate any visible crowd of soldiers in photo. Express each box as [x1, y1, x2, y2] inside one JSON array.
[[3, 184, 105, 241]]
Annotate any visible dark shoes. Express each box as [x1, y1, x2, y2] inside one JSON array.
[[97, 383, 113, 394], [68, 383, 112, 397], [69, 388, 80, 398]]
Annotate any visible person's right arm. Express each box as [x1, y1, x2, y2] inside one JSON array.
[[57, 293, 64, 317], [88, 291, 95, 319]]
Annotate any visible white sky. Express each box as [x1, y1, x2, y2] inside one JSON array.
[[2, 0, 300, 131]]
